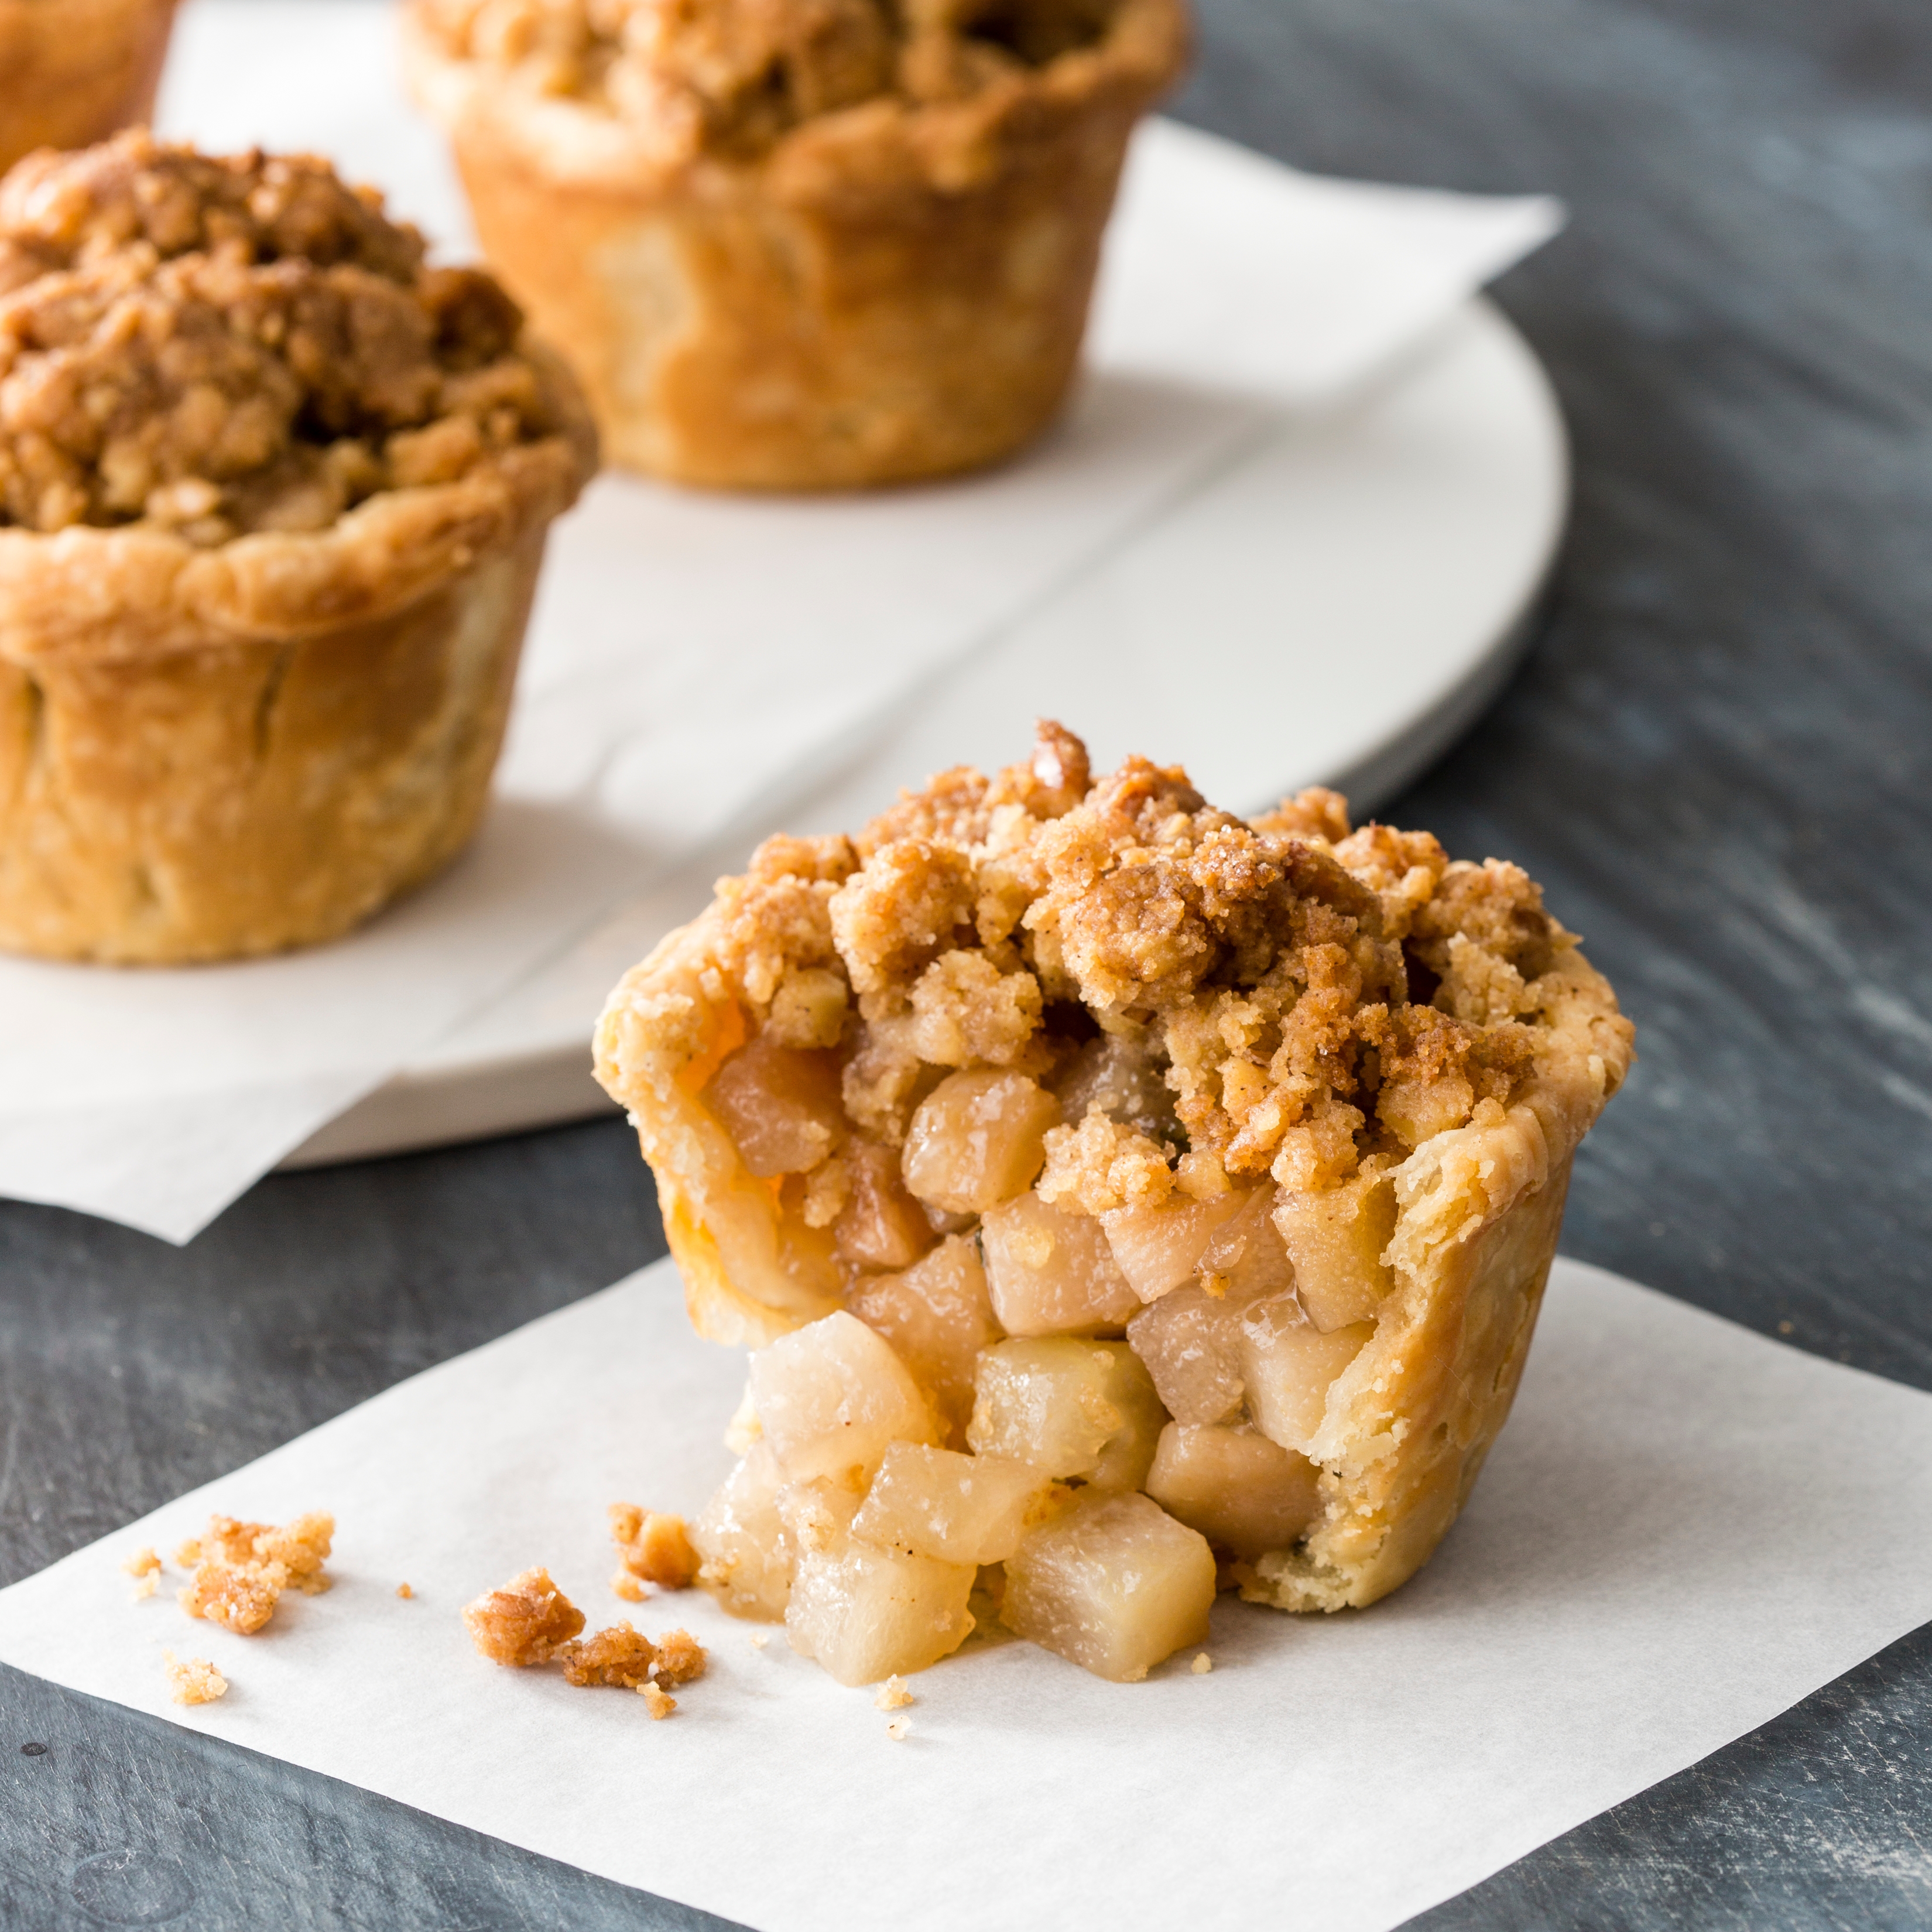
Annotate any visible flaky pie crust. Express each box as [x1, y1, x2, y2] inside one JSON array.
[[403, 0, 1188, 487]]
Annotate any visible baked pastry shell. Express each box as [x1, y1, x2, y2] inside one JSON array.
[[0, 429, 592, 964], [403, 0, 1188, 488], [0, 0, 180, 177], [594, 914, 1628, 1613]]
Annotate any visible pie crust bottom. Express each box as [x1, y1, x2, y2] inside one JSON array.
[[0, 0, 179, 178], [0, 527, 548, 963]]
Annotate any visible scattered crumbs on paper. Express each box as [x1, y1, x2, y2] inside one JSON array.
[[640, 1682, 677, 1720], [396, 1583, 415, 1599], [748, 1631, 769, 1650], [1191, 1653, 1213, 1675], [163, 1652, 228, 1706], [611, 1570, 648, 1603], [874, 1676, 913, 1711], [121, 1547, 161, 1580], [885, 1716, 911, 1742], [132, 1573, 157, 1602]]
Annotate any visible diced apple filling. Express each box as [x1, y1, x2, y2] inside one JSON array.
[[1273, 1169, 1397, 1331], [1124, 1282, 1253, 1425], [1145, 1422, 1321, 1559], [780, 1482, 977, 1687], [1002, 1490, 1216, 1682], [701, 1035, 845, 1177], [981, 1191, 1140, 1334], [690, 1441, 793, 1620], [851, 1441, 1060, 1564], [833, 1140, 934, 1271], [1238, 1299, 1373, 1454], [848, 1235, 1002, 1443], [967, 1338, 1166, 1488], [748, 1310, 936, 1483], [1101, 1188, 1255, 1303], [1197, 1188, 1296, 1300], [901, 1069, 1060, 1214]]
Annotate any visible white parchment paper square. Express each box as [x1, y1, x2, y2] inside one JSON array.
[[2, 1258, 1928, 1932]]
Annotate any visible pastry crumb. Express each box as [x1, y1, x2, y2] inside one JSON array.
[[611, 1569, 647, 1602], [609, 1506, 700, 1591], [874, 1676, 913, 1711], [559, 1622, 660, 1689], [176, 1511, 335, 1637], [132, 1573, 158, 1602], [162, 1652, 228, 1706], [1191, 1653, 1212, 1674], [396, 1583, 415, 1599], [639, 1681, 677, 1719], [463, 1566, 585, 1666], [748, 1631, 770, 1649], [652, 1628, 708, 1687], [885, 1715, 911, 1741], [122, 1546, 161, 1579]]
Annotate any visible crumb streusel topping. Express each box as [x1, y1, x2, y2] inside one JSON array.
[[414, 0, 1158, 160], [0, 131, 577, 542]]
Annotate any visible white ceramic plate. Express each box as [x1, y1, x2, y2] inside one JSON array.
[[285, 294, 1567, 1166]]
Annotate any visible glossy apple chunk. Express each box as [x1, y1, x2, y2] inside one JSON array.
[[1145, 1422, 1321, 1560], [851, 1441, 1059, 1565], [1238, 1299, 1374, 1453], [1002, 1490, 1215, 1681], [1272, 1171, 1397, 1331], [1197, 1187, 1296, 1299], [1124, 1282, 1251, 1426], [981, 1191, 1140, 1334], [748, 1311, 936, 1483], [700, 1034, 844, 1177], [779, 1478, 976, 1686], [848, 1235, 1002, 1444], [1101, 1188, 1255, 1303], [967, 1338, 1167, 1488], [901, 1069, 1060, 1214], [833, 1139, 934, 1272], [690, 1441, 793, 1620]]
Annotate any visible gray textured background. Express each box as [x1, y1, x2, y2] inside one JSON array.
[[6, 0, 1932, 1924]]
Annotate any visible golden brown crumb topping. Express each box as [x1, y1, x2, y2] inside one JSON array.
[[693, 720, 1619, 1227], [175, 1510, 334, 1636], [609, 1505, 701, 1590], [0, 132, 576, 541], [557, 1619, 709, 1687], [414, 0, 1140, 157], [162, 1651, 228, 1706], [463, 1565, 587, 1664]]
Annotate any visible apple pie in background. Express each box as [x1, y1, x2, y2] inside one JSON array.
[[594, 722, 1632, 1684], [0, 0, 179, 177], [0, 133, 597, 964], [401, 0, 1188, 489]]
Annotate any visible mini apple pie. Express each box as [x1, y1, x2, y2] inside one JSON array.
[[0, 133, 597, 962], [594, 723, 1632, 1683], [0, 0, 180, 178], [401, 0, 1187, 488]]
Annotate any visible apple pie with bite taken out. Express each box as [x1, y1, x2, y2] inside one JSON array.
[[594, 722, 1631, 1685]]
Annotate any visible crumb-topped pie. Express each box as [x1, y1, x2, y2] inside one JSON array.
[[402, 0, 1188, 489], [0, 0, 180, 179], [0, 133, 597, 963], [594, 722, 1632, 1683]]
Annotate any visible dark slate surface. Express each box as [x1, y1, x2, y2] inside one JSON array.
[[6, 0, 1932, 1924]]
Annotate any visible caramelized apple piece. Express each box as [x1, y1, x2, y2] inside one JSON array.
[[749, 1311, 936, 1483], [1125, 1283, 1251, 1426], [1002, 1490, 1215, 1682], [779, 1479, 976, 1686], [851, 1441, 1059, 1565], [1273, 1171, 1397, 1331], [902, 1069, 1060, 1214], [1101, 1188, 1255, 1303], [691, 1441, 793, 1620], [1049, 1032, 1179, 1144], [848, 1236, 1002, 1444], [1145, 1422, 1321, 1559], [834, 1139, 935, 1271], [967, 1338, 1166, 1488], [1197, 1187, 1297, 1297], [1238, 1298, 1373, 1454], [701, 1035, 844, 1177], [981, 1191, 1140, 1334]]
